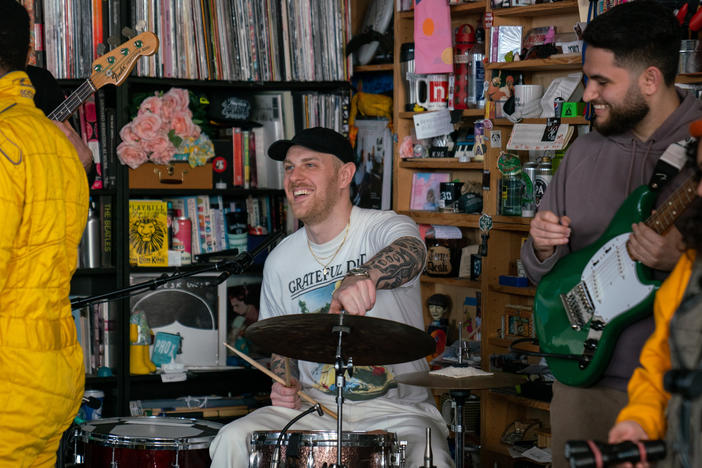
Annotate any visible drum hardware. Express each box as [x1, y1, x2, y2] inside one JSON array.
[[396, 371, 524, 468], [420, 427, 436, 468], [75, 416, 222, 467], [249, 430, 406, 467], [244, 310, 436, 467], [271, 404, 325, 468]]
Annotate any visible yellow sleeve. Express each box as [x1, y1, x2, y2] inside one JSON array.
[[0, 129, 25, 293], [615, 252, 695, 439]]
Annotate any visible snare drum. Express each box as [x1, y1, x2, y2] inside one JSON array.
[[248, 430, 407, 467], [77, 416, 221, 467]]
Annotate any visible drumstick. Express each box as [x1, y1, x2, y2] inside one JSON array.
[[284, 357, 292, 387], [224, 342, 337, 420]]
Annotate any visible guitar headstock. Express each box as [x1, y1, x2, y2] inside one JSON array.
[[89, 32, 159, 90]]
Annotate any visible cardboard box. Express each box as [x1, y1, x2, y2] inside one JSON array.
[[129, 162, 213, 189]]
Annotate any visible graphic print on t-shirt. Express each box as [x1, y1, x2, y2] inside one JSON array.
[[290, 268, 397, 401]]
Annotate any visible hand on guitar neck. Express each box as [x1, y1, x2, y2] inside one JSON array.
[[627, 221, 684, 272], [529, 210, 572, 261]]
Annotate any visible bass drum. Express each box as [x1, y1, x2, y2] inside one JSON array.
[[249, 430, 406, 467], [77, 416, 221, 467]]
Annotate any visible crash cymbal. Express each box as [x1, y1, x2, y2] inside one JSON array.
[[244, 313, 435, 366], [396, 370, 525, 390]]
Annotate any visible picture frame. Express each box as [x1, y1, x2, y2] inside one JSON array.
[[410, 172, 451, 211], [129, 273, 227, 368]]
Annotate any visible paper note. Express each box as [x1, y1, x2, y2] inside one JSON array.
[[413, 109, 454, 139]]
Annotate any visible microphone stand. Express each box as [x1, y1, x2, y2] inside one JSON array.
[[71, 230, 284, 310], [332, 313, 353, 468]]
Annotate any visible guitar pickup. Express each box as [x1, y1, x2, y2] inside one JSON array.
[[560, 282, 595, 330]]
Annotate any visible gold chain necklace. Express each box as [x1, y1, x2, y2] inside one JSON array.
[[307, 221, 350, 275]]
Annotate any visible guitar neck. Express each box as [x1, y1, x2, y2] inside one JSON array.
[[645, 176, 698, 234], [47, 79, 97, 122]]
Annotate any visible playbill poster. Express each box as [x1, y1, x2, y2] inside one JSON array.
[[351, 119, 392, 210], [128, 200, 168, 267]]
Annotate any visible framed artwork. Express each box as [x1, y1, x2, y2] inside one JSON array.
[[410, 172, 451, 211], [129, 273, 227, 368]]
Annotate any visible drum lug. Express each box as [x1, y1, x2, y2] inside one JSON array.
[[306, 451, 315, 468], [398, 440, 407, 468], [111, 446, 118, 468]]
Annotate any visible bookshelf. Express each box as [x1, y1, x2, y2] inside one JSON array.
[[391, 2, 585, 466], [46, 0, 354, 424]]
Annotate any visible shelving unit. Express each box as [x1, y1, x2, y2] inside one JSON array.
[[392, 1, 583, 465], [60, 1, 354, 422]]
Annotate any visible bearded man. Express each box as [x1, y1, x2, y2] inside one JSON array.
[[519, 2, 702, 467]]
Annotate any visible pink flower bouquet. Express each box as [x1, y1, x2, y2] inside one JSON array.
[[117, 88, 215, 169]]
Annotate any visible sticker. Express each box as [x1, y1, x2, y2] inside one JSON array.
[[490, 130, 502, 148]]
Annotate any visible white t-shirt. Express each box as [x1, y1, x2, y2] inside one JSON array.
[[259, 206, 432, 405]]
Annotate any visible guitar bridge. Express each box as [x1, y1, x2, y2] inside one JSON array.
[[560, 282, 595, 330]]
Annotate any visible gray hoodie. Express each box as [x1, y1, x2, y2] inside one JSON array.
[[521, 89, 702, 390]]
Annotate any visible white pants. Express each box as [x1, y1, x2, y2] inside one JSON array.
[[209, 397, 454, 467]]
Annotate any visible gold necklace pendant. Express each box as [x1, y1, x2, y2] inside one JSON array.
[[308, 221, 350, 275]]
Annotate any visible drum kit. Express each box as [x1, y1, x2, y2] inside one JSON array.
[[73, 312, 522, 467]]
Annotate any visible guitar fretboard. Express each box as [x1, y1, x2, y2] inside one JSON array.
[[47, 79, 97, 122], [645, 177, 698, 234]]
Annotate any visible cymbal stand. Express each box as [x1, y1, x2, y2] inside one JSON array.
[[332, 313, 353, 468], [449, 389, 469, 468]]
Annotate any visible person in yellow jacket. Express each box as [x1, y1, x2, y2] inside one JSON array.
[[0, 2, 88, 466], [608, 120, 702, 466]]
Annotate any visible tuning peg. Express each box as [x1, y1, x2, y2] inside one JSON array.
[[121, 27, 137, 39], [96, 43, 106, 57], [107, 35, 122, 49]]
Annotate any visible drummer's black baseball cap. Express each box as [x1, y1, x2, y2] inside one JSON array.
[[267, 127, 355, 164]]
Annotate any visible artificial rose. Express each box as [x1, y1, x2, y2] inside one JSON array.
[[142, 135, 176, 156], [119, 123, 139, 144], [131, 113, 163, 141], [116, 142, 148, 169], [165, 88, 190, 111], [171, 110, 200, 139], [138, 96, 162, 116], [117, 87, 213, 169], [159, 94, 178, 122], [150, 148, 176, 165]]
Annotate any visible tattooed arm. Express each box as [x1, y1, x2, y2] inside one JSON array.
[[269, 353, 301, 408], [328, 236, 426, 315]]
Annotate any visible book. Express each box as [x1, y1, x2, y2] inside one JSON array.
[[251, 92, 287, 189], [410, 172, 451, 211], [128, 199, 168, 267], [99, 194, 112, 267], [506, 122, 575, 151]]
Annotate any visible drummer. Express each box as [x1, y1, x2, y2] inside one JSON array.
[[209, 127, 453, 466]]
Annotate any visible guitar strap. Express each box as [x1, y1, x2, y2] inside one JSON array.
[[649, 139, 691, 192]]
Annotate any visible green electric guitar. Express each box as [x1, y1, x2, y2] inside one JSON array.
[[533, 176, 697, 387]]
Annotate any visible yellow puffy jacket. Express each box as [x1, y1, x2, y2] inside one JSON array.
[[615, 251, 696, 439], [0, 71, 88, 467]]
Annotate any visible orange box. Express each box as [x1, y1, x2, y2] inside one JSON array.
[[128, 162, 213, 189]]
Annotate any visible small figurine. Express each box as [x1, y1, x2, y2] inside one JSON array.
[[130, 310, 156, 374], [426, 294, 451, 365]]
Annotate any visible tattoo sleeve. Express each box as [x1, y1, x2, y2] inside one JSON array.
[[364, 236, 426, 290], [270, 353, 299, 382]]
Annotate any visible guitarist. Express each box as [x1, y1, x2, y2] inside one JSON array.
[[0, 1, 89, 466], [519, 2, 702, 466]]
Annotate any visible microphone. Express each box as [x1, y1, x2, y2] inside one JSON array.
[[565, 439, 666, 468]]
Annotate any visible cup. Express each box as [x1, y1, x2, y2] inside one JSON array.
[[439, 181, 464, 212], [514, 84, 544, 117], [416, 74, 449, 110]]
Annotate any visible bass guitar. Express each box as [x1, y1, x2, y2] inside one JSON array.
[[533, 176, 697, 387], [46, 31, 158, 121]]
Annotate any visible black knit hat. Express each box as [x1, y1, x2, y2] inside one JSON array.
[[267, 127, 354, 164]]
